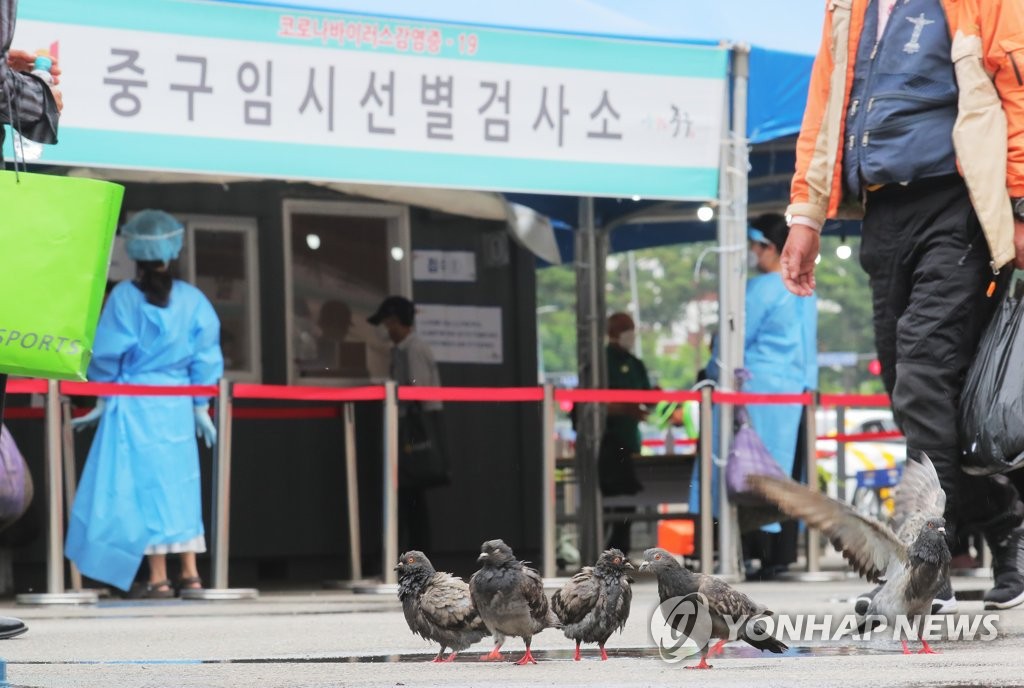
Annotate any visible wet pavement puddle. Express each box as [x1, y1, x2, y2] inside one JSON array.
[[5, 644, 907, 666]]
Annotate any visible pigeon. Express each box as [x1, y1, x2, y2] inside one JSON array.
[[395, 550, 489, 662], [469, 539, 560, 665], [639, 548, 788, 669], [748, 453, 950, 654], [551, 548, 634, 661]]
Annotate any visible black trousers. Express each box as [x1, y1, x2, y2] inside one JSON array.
[[859, 176, 1023, 537]]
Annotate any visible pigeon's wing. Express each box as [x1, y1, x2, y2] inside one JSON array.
[[748, 475, 907, 583], [551, 568, 597, 626], [421, 573, 487, 633], [890, 453, 946, 546], [697, 574, 765, 619], [521, 565, 556, 627]]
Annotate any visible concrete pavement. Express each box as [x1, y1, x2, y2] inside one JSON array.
[[0, 575, 1020, 687]]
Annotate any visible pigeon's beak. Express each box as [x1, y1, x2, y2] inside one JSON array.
[[637, 561, 649, 572], [393, 564, 401, 572], [477, 552, 489, 563], [937, 526, 946, 534], [624, 561, 635, 571]]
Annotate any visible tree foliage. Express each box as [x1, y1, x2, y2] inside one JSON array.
[[537, 236, 885, 393]]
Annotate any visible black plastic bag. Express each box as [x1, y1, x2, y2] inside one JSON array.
[[399, 403, 451, 489], [960, 286, 1024, 475]]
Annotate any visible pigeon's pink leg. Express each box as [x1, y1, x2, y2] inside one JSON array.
[[686, 656, 713, 670], [514, 644, 538, 665], [901, 640, 912, 655], [917, 639, 940, 655], [431, 648, 446, 663], [599, 643, 608, 661], [479, 643, 504, 661], [573, 641, 581, 661], [442, 652, 458, 663], [708, 639, 728, 657]]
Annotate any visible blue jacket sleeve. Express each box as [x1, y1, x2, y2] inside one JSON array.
[[188, 294, 224, 404], [86, 285, 137, 383]]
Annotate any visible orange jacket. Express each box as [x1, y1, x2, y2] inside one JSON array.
[[789, 0, 1024, 269]]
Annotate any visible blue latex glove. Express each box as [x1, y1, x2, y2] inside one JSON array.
[[194, 404, 217, 449], [71, 399, 105, 432]]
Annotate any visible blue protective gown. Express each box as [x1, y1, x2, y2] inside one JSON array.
[[690, 272, 817, 530], [65, 280, 223, 591]]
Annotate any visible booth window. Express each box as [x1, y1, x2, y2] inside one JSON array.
[[283, 200, 411, 385], [177, 216, 262, 381]]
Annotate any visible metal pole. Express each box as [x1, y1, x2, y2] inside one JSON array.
[[715, 45, 751, 582], [627, 250, 643, 357], [575, 197, 605, 566], [805, 392, 821, 574], [17, 382, 96, 604], [699, 385, 714, 575], [60, 399, 83, 591], [343, 403, 362, 582], [541, 383, 557, 579], [835, 405, 848, 502], [212, 378, 233, 590], [183, 378, 257, 599], [382, 381, 399, 586], [44, 380, 63, 595]]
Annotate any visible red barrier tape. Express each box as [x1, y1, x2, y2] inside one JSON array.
[[398, 386, 544, 402], [60, 382, 219, 397], [642, 438, 698, 447], [820, 394, 892, 407], [712, 391, 813, 405], [232, 406, 340, 420], [555, 389, 702, 404], [233, 384, 386, 402], [2, 408, 44, 419], [4, 379, 48, 395], [818, 430, 904, 443]]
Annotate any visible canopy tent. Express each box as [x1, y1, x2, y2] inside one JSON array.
[[14, 0, 827, 578]]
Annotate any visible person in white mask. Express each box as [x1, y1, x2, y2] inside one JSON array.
[[690, 213, 818, 580]]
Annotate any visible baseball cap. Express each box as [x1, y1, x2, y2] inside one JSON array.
[[367, 296, 416, 326]]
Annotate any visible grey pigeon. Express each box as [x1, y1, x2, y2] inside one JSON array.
[[469, 539, 560, 664], [551, 548, 633, 661], [748, 453, 950, 654], [640, 548, 787, 669], [395, 551, 489, 662]]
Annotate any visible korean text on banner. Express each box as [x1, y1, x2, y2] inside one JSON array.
[[17, 0, 728, 200]]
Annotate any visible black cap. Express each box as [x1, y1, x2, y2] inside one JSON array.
[[367, 296, 415, 326], [749, 213, 789, 254]]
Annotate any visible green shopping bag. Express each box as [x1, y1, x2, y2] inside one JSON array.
[[0, 170, 124, 380]]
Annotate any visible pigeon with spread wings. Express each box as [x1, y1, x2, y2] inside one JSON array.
[[748, 453, 950, 654]]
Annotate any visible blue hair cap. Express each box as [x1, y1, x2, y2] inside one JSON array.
[[121, 210, 184, 262]]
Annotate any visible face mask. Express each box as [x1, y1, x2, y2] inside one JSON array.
[[747, 249, 760, 271], [375, 324, 392, 342], [618, 330, 636, 350]]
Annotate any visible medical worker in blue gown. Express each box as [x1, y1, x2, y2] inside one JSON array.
[[65, 210, 223, 597], [689, 214, 818, 576]]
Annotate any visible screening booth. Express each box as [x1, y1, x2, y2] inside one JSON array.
[[4, 0, 818, 593]]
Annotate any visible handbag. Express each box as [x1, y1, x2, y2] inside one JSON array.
[[725, 403, 789, 507], [399, 402, 450, 489], [1, 105, 124, 379], [0, 424, 33, 532], [959, 281, 1024, 475]]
